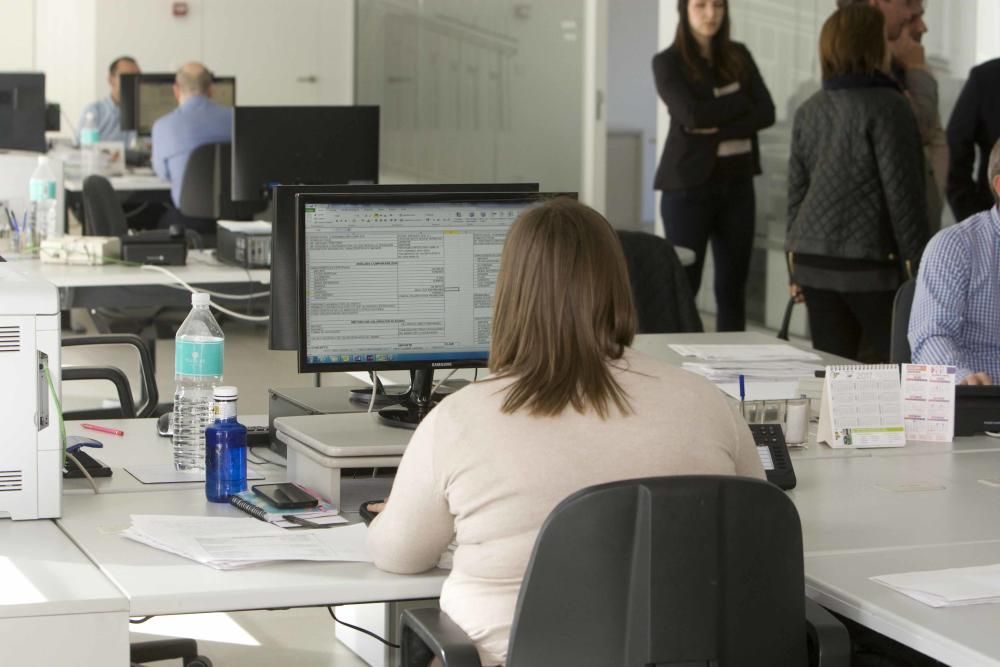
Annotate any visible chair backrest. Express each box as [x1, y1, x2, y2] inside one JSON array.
[[506, 476, 807, 667], [890, 279, 916, 364], [616, 230, 703, 333], [82, 174, 129, 237], [62, 334, 159, 419], [179, 142, 263, 220]]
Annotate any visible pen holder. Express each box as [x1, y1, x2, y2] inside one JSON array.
[[742, 400, 784, 424]]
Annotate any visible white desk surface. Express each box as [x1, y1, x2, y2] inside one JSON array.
[[64, 173, 170, 192], [63, 416, 285, 494], [7, 249, 270, 288], [806, 541, 1000, 666], [0, 520, 127, 619], [58, 483, 442, 617], [790, 451, 1000, 555]]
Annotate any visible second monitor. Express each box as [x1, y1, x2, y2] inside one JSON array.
[[297, 191, 569, 428], [119, 73, 236, 135]]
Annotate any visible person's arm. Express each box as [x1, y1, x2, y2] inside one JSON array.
[[652, 51, 750, 130], [150, 123, 169, 181], [715, 46, 776, 140], [873, 96, 930, 274], [726, 402, 766, 480], [367, 409, 454, 574], [946, 71, 992, 220], [904, 67, 941, 143], [786, 113, 809, 242], [908, 232, 975, 380]]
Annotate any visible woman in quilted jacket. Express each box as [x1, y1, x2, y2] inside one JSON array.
[[786, 4, 929, 362]]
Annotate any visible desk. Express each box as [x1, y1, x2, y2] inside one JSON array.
[[7, 250, 269, 309], [0, 520, 129, 664], [64, 173, 171, 193]]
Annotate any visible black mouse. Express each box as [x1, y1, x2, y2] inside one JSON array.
[[156, 412, 172, 437]]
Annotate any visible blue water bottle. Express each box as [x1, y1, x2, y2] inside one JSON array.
[[205, 386, 247, 502]]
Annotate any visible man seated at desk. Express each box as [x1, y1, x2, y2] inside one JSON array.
[[78, 55, 140, 146], [151, 62, 231, 215], [909, 138, 1000, 385]]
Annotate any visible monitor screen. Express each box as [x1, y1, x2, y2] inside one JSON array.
[[268, 183, 540, 351], [0, 73, 46, 152], [120, 73, 236, 135], [231, 106, 379, 201], [297, 192, 564, 373]]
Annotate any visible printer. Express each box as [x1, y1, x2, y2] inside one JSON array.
[[0, 264, 62, 519]]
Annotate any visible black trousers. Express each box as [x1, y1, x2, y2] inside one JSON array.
[[660, 178, 755, 331], [800, 286, 895, 363]]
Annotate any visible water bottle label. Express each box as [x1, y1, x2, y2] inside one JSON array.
[[175, 339, 224, 377], [81, 128, 100, 145], [29, 179, 56, 201]]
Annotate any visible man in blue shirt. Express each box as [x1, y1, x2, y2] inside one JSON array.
[[151, 62, 232, 208], [78, 56, 140, 145], [909, 139, 1000, 385]]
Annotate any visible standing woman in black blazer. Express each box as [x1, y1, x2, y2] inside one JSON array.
[[653, 0, 775, 331]]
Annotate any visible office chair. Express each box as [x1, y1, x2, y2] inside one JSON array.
[[82, 174, 129, 236], [62, 334, 160, 420], [616, 230, 703, 333], [178, 142, 265, 242], [890, 279, 917, 364], [399, 476, 850, 667]]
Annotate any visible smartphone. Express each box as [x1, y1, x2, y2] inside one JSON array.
[[251, 483, 319, 509]]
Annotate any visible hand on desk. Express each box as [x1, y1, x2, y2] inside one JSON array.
[[366, 502, 386, 513], [961, 372, 993, 386]]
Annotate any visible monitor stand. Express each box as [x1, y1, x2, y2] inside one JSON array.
[[377, 369, 438, 430], [348, 373, 408, 408]]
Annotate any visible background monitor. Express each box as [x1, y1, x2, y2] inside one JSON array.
[[268, 182, 539, 351], [119, 73, 236, 135], [231, 106, 379, 202], [0, 73, 46, 152], [296, 190, 570, 427]]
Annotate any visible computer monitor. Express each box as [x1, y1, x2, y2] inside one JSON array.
[[269, 183, 539, 352], [119, 73, 236, 135], [231, 106, 379, 202], [0, 73, 46, 152], [297, 191, 571, 428]]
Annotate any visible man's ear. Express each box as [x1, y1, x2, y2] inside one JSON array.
[[993, 174, 1000, 202]]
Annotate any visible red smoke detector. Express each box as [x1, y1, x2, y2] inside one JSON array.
[[172, 2, 189, 17]]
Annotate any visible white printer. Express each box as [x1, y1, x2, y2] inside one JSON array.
[[0, 264, 62, 519]]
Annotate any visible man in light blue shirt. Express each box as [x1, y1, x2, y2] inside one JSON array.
[[78, 56, 140, 145], [151, 62, 232, 208], [909, 139, 1000, 385]]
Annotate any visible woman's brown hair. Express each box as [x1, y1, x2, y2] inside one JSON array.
[[674, 0, 744, 84], [489, 198, 636, 418], [819, 5, 886, 81]]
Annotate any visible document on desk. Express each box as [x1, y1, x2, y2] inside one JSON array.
[[122, 515, 371, 569], [669, 344, 822, 362], [873, 563, 1000, 607]]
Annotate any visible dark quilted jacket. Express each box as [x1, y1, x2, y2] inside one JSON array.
[[786, 86, 929, 270]]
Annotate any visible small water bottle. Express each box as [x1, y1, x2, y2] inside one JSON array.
[[205, 386, 247, 502], [29, 156, 59, 244], [172, 292, 224, 471], [79, 111, 100, 176]]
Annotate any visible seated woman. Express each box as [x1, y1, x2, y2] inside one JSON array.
[[367, 197, 764, 666]]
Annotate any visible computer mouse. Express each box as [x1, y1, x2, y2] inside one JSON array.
[[156, 412, 173, 437]]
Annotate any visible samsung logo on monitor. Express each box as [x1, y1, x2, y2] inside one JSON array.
[[431, 362, 453, 368]]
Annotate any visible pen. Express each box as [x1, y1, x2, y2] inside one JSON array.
[[282, 514, 331, 529], [739, 373, 746, 418], [81, 423, 125, 436]]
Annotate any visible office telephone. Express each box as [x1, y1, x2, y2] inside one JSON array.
[[748, 423, 797, 490]]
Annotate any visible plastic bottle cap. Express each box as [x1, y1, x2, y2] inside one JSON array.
[[191, 292, 211, 307], [37, 156, 49, 166], [214, 386, 238, 400]]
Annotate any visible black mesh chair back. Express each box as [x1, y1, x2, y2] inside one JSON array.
[[506, 476, 807, 667], [180, 142, 263, 220], [616, 230, 703, 333], [82, 175, 129, 237], [890, 279, 917, 364]]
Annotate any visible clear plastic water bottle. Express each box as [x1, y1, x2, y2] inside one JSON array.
[[29, 156, 59, 245], [79, 111, 100, 176], [205, 386, 247, 502], [172, 292, 224, 471]]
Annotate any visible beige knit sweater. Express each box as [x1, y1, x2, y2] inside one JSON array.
[[367, 348, 765, 665]]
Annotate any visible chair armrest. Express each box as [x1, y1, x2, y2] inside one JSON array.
[[805, 598, 851, 667], [62, 366, 137, 419], [63, 334, 158, 417], [400, 608, 482, 667]]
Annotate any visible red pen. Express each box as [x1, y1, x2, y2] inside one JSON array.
[[81, 423, 125, 436]]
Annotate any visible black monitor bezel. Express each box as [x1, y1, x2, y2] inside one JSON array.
[[0, 72, 46, 152], [268, 183, 540, 351], [119, 73, 236, 134], [295, 190, 569, 373]]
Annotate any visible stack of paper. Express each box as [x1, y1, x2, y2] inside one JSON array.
[[670, 344, 823, 400], [122, 514, 371, 570], [873, 563, 1000, 607]]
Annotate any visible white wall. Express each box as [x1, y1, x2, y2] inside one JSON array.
[[0, 0, 36, 70], [35, 0, 98, 134]]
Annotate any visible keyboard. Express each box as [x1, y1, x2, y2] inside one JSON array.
[[748, 423, 797, 490]]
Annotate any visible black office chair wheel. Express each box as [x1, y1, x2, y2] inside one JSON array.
[[184, 658, 212, 667]]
